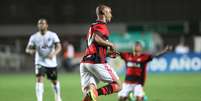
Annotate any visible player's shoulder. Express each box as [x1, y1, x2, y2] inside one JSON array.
[[142, 52, 152, 57], [29, 32, 39, 38], [120, 52, 132, 56], [90, 23, 99, 29], [121, 52, 131, 54], [47, 31, 60, 38], [91, 22, 98, 26], [47, 30, 58, 35], [91, 21, 105, 28]]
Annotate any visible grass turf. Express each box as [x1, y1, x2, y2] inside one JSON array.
[[0, 73, 201, 101]]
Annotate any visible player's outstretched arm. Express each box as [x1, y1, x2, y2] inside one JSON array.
[[153, 45, 173, 58], [25, 45, 35, 55], [48, 43, 62, 59]]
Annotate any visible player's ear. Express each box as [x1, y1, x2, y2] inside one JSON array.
[[100, 10, 105, 15]]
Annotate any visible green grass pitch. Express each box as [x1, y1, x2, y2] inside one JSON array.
[[0, 73, 201, 101]]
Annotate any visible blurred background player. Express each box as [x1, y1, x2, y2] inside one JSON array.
[[118, 41, 172, 101], [25, 19, 62, 101], [63, 41, 75, 71], [175, 36, 190, 54], [80, 5, 121, 101]]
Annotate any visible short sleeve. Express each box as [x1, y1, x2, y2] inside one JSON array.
[[53, 33, 60, 43], [93, 24, 107, 37], [120, 52, 128, 60], [28, 35, 35, 46], [146, 54, 153, 62]]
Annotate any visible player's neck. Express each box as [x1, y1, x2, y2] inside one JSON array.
[[133, 52, 141, 56], [40, 30, 47, 35], [97, 17, 107, 23]]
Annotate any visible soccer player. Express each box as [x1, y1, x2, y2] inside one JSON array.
[[25, 19, 62, 101], [80, 5, 122, 101], [118, 41, 172, 101]]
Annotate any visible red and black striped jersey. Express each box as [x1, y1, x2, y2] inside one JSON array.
[[120, 52, 153, 85], [82, 20, 110, 64]]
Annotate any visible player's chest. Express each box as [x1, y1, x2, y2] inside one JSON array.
[[34, 36, 54, 46], [125, 56, 146, 68]]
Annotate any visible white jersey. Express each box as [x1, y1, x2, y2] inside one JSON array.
[[28, 31, 60, 67]]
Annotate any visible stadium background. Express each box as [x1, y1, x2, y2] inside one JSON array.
[[0, 0, 201, 101]]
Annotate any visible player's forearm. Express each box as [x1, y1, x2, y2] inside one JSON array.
[[26, 49, 35, 55], [94, 34, 113, 47], [154, 45, 172, 58], [25, 46, 35, 55], [154, 50, 167, 58], [53, 43, 62, 56]]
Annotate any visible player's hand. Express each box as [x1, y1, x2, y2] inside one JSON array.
[[26, 49, 35, 55], [109, 43, 117, 51], [108, 47, 120, 58], [113, 50, 120, 55], [109, 51, 120, 58], [48, 52, 55, 59]]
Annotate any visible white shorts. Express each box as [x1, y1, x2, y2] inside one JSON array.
[[80, 63, 119, 92], [118, 83, 144, 97]]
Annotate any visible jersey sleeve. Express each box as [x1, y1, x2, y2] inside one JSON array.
[[53, 33, 60, 43], [146, 53, 153, 62], [93, 24, 106, 37], [120, 52, 128, 60], [27, 35, 35, 46]]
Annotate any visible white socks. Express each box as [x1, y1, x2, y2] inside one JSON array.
[[52, 82, 62, 101], [36, 82, 62, 101], [36, 82, 44, 101]]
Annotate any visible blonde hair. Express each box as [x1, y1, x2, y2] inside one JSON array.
[[96, 5, 111, 15]]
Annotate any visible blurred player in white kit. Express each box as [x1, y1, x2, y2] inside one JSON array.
[[25, 18, 62, 101]]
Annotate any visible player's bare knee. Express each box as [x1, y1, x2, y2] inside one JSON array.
[[51, 80, 58, 85], [136, 96, 143, 101], [118, 96, 127, 101], [111, 81, 122, 92], [116, 83, 122, 92], [116, 80, 122, 91], [36, 76, 44, 83]]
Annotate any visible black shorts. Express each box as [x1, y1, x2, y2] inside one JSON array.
[[35, 65, 58, 80]]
